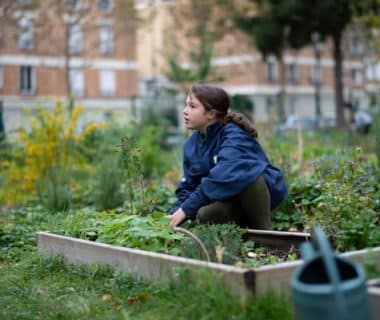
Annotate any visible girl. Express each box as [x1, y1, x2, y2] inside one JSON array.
[[169, 84, 287, 229]]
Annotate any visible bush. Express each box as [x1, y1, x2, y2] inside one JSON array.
[[92, 155, 125, 210], [283, 148, 380, 251], [0, 101, 88, 205]]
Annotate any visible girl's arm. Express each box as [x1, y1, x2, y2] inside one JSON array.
[[170, 147, 198, 214]]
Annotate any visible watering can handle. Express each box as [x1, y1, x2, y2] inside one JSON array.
[[311, 225, 347, 318]]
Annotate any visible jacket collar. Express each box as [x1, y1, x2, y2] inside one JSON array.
[[199, 121, 222, 142]]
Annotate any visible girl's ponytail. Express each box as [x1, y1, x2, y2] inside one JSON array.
[[223, 112, 258, 138]]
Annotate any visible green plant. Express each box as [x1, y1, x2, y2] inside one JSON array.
[[92, 155, 125, 210], [0, 101, 88, 205], [0, 250, 293, 320], [230, 94, 254, 120], [131, 268, 293, 320], [118, 136, 144, 215], [179, 223, 244, 264], [375, 111, 380, 166], [290, 148, 380, 251], [96, 212, 184, 255], [37, 166, 73, 211]]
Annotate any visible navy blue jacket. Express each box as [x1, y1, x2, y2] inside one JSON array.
[[171, 121, 287, 217]]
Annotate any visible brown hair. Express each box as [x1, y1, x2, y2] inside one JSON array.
[[190, 83, 258, 138]]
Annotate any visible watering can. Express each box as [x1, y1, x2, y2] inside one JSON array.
[[290, 225, 372, 320]]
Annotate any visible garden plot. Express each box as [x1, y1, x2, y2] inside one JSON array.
[[36, 230, 380, 297]]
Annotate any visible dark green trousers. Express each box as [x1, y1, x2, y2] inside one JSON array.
[[196, 176, 271, 229]]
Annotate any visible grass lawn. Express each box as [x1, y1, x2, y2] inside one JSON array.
[[0, 252, 293, 320]]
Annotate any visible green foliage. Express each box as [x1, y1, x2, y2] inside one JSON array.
[[375, 112, 380, 166], [230, 94, 254, 120], [96, 212, 184, 255], [0, 252, 151, 320], [37, 166, 73, 211], [135, 125, 171, 178], [179, 223, 243, 264], [166, 32, 219, 87], [284, 148, 380, 251], [118, 136, 145, 214], [0, 206, 47, 261], [133, 184, 177, 216], [131, 268, 293, 320], [0, 206, 100, 262], [79, 121, 117, 163], [92, 155, 125, 210], [164, 0, 227, 91], [0, 251, 293, 320], [0, 102, 89, 205]]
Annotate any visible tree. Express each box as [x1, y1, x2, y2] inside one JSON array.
[[312, 1, 353, 128], [353, 0, 380, 51], [163, 0, 230, 93], [232, 0, 361, 128]]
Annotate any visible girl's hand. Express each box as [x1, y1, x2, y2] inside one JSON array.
[[169, 208, 187, 227]]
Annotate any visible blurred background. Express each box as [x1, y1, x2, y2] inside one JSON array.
[[0, 0, 379, 219], [0, 0, 379, 135]]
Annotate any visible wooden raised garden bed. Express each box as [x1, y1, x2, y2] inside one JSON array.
[[367, 279, 380, 320], [36, 230, 380, 298]]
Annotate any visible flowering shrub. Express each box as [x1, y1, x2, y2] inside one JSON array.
[[0, 101, 90, 206]]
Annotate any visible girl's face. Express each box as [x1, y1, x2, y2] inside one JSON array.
[[183, 93, 216, 133]]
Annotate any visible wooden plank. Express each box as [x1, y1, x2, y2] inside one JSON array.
[[36, 231, 380, 298], [252, 247, 380, 296], [244, 229, 311, 250], [367, 279, 380, 320], [36, 232, 255, 297]]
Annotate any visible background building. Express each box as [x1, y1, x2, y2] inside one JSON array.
[[136, 0, 380, 127], [0, 0, 138, 133]]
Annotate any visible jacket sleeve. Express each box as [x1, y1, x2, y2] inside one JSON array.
[[181, 125, 268, 216], [169, 146, 198, 214]]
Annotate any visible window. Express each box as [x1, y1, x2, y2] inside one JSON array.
[[99, 70, 116, 96], [266, 60, 277, 83], [349, 36, 363, 57], [18, 14, 34, 50], [366, 63, 375, 81], [311, 65, 322, 84], [287, 63, 298, 84], [69, 68, 84, 95], [99, 24, 114, 53], [366, 63, 380, 81], [19, 65, 35, 94], [98, 0, 113, 12], [68, 23, 83, 53], [351, 68, 363, 85]]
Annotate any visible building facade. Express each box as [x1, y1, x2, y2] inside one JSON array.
[[0, 0, 138, 133], [136, 0, 380, 126]]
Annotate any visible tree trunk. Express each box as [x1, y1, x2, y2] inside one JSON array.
[[332, 33, 346, 129], [278, 56, 286, 122]]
